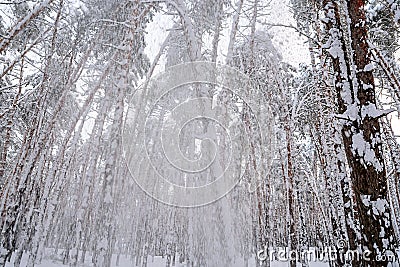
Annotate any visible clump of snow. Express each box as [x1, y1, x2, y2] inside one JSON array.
[[371, 198, 387, 215], [361, 104, 395, 119], [363, 63, 375, 72], [361, 194, 371, 207], [352, 133, 383, 171], [341, 104, 359, 121]]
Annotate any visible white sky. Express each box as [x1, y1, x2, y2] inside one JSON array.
[[265, 0, 311, 67], [143, 0, 310, 71]]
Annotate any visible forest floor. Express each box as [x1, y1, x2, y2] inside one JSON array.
[[3, 249, 334, 267], [6, 248, 400, 266], [5, 257, 330, 267]]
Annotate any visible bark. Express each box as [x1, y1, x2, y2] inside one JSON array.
[[323, 0, 396, 265]]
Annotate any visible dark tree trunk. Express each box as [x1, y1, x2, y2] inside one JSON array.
[[344, 1, 395, 265], [323, 0, 396, 266]]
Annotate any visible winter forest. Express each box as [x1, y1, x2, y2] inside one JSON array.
[[2, 0, 400, 266]]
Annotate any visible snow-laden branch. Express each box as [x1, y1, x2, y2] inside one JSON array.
[[0, 0, 54, 54]]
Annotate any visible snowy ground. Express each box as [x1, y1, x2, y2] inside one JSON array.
[[6, 255, 177, 267], [5, 256, 330, 267], [4, 250, 333, 267], [6, 249, 400, 267]]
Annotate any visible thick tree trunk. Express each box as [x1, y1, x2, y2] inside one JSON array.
[[344, 1, 395, 265], [323, 0, 396, 265]]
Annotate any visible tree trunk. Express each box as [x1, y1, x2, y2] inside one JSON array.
[[323, 0, 396, 265]]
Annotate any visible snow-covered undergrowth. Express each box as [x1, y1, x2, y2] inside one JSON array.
[[2, 248, 338, 267], [3, 249, 337, 267], [5, 256, 330, 267]]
